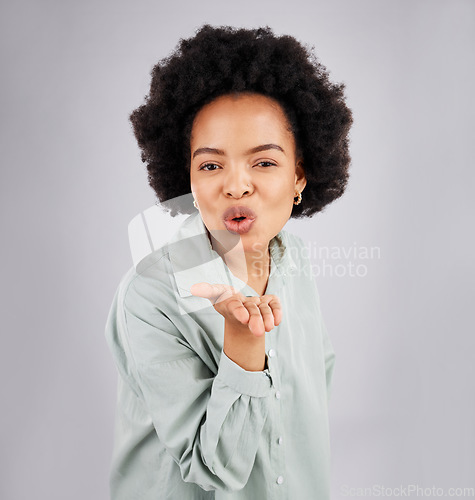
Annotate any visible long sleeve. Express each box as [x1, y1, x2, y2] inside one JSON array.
[[108, 274, 274, 493]]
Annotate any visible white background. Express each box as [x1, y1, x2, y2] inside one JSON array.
[[1, 0, 474, 498]]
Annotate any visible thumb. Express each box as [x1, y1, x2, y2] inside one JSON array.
[[190, 282, 237, 304]]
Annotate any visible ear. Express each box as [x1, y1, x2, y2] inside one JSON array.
[[294, 158, 307, 193]]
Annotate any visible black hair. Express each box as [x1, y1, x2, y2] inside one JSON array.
[[129, 24, 353, 217]]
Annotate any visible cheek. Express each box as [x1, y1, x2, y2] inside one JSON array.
[[264, 177, 295, 199], [191, 177, 212, 197]]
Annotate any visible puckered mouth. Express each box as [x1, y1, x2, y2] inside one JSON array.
[[222, 205, 257, 222]]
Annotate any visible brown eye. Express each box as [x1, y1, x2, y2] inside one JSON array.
[[199, 163, 220, 171], [255, 161, 276, 167]]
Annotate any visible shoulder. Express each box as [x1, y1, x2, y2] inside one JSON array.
[[112, 245, 176, 317], [278, 229, 309, 267], [278, 228, 320, 294], [280, 229, 306, 250], [119, 211, 202, 303]]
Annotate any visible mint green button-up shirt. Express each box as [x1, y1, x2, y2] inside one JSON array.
[[105, 211, 335, 499]]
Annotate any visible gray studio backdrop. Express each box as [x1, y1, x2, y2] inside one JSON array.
[[1, 1, 474, 499]]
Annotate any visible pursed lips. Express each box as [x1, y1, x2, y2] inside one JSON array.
[[222, 205, 257, 222]]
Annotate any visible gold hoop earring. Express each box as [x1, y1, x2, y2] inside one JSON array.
[[193, 199, 198, 209], [293, 191, 302, 205]]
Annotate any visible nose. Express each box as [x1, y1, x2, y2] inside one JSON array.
[[223, 166, 253, 199]]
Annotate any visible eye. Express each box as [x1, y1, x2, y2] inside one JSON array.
[[199, 163, 221, 171], [255, 161, 277, 168]]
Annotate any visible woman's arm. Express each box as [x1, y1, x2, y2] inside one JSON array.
[[106, 275, 274, 493], [224, 319, 267, 371]]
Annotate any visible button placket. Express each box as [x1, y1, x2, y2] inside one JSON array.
[[265, 341, 286, 497]]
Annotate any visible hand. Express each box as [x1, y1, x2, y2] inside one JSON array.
[[190, 282, 282, 337]]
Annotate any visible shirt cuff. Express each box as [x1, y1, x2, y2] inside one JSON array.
[[215, 351, 273, 397]]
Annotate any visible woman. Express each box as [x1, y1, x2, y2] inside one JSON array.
[[105, 24, 352, 499]]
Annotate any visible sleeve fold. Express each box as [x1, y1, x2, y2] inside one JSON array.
[[320, 315, 336, 401]]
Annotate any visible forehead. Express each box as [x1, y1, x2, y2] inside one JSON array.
[[190, 93, 294, 143]]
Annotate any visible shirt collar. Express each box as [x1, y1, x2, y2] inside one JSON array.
[[167, 211, 297, 298]]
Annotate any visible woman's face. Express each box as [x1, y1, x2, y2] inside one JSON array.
[[190, 92, 306, 256]]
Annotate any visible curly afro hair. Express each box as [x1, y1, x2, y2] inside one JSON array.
[[129, 24, 353, 218]]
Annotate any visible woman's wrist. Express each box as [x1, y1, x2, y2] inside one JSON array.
[[223, 321, 266, 371]]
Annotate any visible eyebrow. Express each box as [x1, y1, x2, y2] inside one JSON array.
[[192, 143, 285, 159]]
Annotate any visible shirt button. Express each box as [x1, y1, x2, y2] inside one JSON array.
[[277, 436, 283, 445], [275, 390, 281, 399], [276, 476, 284, 485], [268, 348, 276, 357]]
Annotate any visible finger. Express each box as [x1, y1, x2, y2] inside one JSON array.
[[246, 302, 266, 337], [227, 295, 260, 326], [227, 297, 250, 324], [261, 295, 283, 326], [257, 302, 276, 332]]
